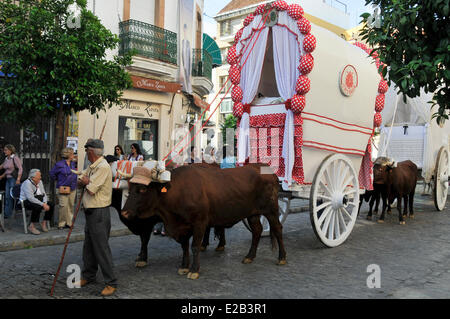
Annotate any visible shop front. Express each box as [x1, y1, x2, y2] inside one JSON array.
[[118, 115, 158, 160], [77, 75, 182, 168]]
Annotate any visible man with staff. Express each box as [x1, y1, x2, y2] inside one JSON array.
[[76, 138, 117, 296]]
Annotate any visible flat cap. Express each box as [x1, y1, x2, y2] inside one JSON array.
[[130, 166, 152, 185], [84, 138, 104, 149]]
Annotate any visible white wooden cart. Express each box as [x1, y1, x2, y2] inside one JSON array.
[[233, 2, 382, 247], [378, 86, 450, 211]]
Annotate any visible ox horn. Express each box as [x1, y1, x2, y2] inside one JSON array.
[[117, 169, 133, 179]]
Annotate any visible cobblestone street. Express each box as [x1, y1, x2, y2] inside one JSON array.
[[1, 192, 450, 299]]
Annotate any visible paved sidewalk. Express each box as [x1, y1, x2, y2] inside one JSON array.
[[0, 206, 132, 252]]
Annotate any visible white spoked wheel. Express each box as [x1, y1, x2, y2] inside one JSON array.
[[433, 147, 449, 211], [260, 197, 291, 237], [309, 154, 360, 247]]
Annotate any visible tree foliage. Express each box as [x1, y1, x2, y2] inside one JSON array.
[[0, 0, 133, 124], [220, 114, 237, 145], [360, 0, 449, 123]]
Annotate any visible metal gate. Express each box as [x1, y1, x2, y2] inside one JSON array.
[[0, 117, 54, 188]]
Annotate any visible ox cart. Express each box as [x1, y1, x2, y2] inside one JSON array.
[[378, 86, 450, 211], [232, 2, 385, 247]]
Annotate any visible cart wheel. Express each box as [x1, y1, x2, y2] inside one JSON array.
[[309, 153, 359, 247], [242, 197, 291, 236], [433, 146, 449, 211]]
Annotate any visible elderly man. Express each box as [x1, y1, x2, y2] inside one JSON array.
[[77, 139, 117, 296], [20, 169, 54, 235]]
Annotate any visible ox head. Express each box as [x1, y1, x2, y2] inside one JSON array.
[[121, 165, 171, 220], [373, 157, 397, 184]]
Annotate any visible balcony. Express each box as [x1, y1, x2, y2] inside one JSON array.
[[191, 49, 213, 96], [119, 19, 177, 65], [192, 49, 212, 81]]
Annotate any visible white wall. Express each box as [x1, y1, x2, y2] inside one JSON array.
[[294, 0, 351, 30], [164, 0, 178, 33], [130, 0, 156, 26]]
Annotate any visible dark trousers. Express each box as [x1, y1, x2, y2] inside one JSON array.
[[23, 200, 54, 223], [82, 207, 117, 287]]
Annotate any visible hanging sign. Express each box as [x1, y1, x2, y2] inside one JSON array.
[[131, 75, 182, 93]]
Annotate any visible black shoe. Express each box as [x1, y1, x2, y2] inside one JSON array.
[[153, 229, 161, 235], [64, 225, 72, 229]]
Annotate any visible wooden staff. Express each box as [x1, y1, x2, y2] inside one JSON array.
[[50, 117, 108, 296]]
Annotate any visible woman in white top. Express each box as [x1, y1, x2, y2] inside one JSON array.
[[127, 143, 144, 161]]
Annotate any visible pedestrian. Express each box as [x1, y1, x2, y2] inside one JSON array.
[[114, 145, 125, 160], [185, 146, 201, 165], [127, 143, 144, 161], [153, 222, 166, 236], [77, 139, 117, 296], [0, 144, 23, 219], [20, 169, 54, 235], [0, 137, 7, 192], [203, 145, 216, 164], [220, 146, 236, 169], [50, 147, 77, 230]]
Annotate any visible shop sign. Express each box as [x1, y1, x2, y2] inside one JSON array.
[[131, 75, 182, 93]]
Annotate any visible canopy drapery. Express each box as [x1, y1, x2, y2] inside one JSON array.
[[235, 12, 304, 186], [236, 15, 269, 163]]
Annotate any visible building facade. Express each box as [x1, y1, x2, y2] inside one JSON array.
[[74, 0, 213, 167]]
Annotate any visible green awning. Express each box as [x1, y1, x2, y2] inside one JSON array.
[[203, 33, 222, 68]]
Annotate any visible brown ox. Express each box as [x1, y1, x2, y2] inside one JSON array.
[[373, 157, 418, 224], [121, 164, 286, 280]]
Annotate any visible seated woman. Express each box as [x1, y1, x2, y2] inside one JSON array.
[[20, 169, 54, 235]]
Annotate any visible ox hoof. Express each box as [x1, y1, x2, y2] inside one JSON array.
[[399, 221, 406, 225], [242, 258, 253, 264], [278, 259, 287, 266], [377, 220, 385, 224], [135, 261, 148, 268], [178, 268, 189, 275], [215, 246, 225, 252], [366, 216, 372, 221], [200, 246, 207, 252], [187, 272, 200, 280]]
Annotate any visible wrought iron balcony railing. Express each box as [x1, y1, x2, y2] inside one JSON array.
[[192, 49, 212, 81], [119, 19, 177, 65]]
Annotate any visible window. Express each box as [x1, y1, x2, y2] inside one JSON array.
[[220, 48, 228, 63], [218, 75, 231, 94], [118, 117, 158, 160], [220, 99, 233, 114], [220, 20, 231, 37]]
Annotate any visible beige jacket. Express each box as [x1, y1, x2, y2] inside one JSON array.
[[81, 157, 112, 209]]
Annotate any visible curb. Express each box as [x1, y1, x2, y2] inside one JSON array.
[[0, 227, 132, 252]]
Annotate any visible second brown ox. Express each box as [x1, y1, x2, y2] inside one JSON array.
[[121, 164, 287, 280], [373, 157, 418, 225]]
